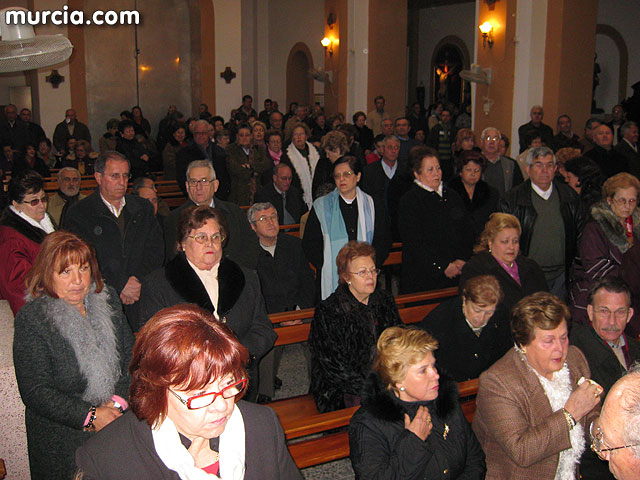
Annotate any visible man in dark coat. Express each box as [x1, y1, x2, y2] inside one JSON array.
[[553, 114, 581, 151], [570, 277, 640, 480], [63, 151, 164, 327], [499, 146, 584, 298], [584, 124, 629, 178], [253, 163, 307, 225], [517, 105, 554, 153], [0, 104, 30, 150], [19, 108, 46, 146], [163, 159, 259, 268], [175, 119, 230, 199], [52, 108, 91, 152], [614, 121, 640, 179]]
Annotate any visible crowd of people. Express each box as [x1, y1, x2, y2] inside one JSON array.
[[1, 94, 640, 480]]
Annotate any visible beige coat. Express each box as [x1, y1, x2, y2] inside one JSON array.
[[472, 346, 597, 480], [47, 192, 87, 225]]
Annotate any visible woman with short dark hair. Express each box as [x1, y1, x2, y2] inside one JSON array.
[[14, 231, 133, 479], [76, 304, 301, 479], [0, 171, 55, 313]]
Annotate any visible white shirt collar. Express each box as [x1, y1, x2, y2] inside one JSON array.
[[531, 181, 553, 200], [100, 193, 126, 217], [414, 179, 443, 197], [9, 205, 55, 233], [381, 160, 397, 179]]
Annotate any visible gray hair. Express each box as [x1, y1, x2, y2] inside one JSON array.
[[186, 160, 216, 181], [525, 146, 555, 166], [621, 121, 638, 137], [194, 119, 210, 131], [382, 135, 400, 147], [480, 127, 501, 141], [94, 151, 129, 174], [621, 363, 640, 458], [530, 105, 544, 114], [247, 202, 275, 224], [57, 167, 80, 183]]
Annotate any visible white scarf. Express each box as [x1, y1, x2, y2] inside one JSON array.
[[286, 141, 319, 208], [9, 205, 55, 233], [152, 405, 246, 480], [517, 347, 585, 480]]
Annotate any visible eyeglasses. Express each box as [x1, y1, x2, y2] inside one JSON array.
[[484, 135, 500, 142], [255, 214, 278, 224], [188, 232, 225, 245], [22, 196, 49, 206], [611, 197, 637, 207], [105, 173, 132, 181], [590, 419, 639, 458], [188, 178, 213, 188], [169, 378, 247, 410], [595, 307, 630, 320], [333, 171, 355, 180], [350, 268, 381, 278]]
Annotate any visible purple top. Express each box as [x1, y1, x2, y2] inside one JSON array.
[[496, 257, 521, 286]]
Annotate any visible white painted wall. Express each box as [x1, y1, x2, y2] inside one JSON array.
[[511, 0, 547, 155], [416, 2, 475, 106], [596, 0, 640, 111], [266, 0, 324, 108], [214, 0, 243, 119], [347, 0, 368, 118]]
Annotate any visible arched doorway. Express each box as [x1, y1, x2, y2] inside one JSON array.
[[594, 24, 628, 112], [429, 36, 471, 107], [286, 43, 314, 108]]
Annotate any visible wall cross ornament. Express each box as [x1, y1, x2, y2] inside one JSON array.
[[45, 69, 65, 88], [220, 66, 236, 84], [485, 0, 499, 10]]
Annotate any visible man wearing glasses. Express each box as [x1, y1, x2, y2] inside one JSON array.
[[592, 365, 640, 480], [64, 151, 164, 327], [571, 277, 640, 479], [163, 160, 258, 268], [481, 126, 523, 196]]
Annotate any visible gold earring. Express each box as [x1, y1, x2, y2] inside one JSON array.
[[521, 345, 527, 354]]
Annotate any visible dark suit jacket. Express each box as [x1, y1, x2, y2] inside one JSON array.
[[614, 139, 640, 179], [76, 403, 302, 480], [253, 182, 307, 224], [162, 198, 259, 269], [53, 120, 91, 152], [175, 141, 231, 200]]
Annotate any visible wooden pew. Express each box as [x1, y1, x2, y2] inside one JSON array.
[[266, 287, 465, 469]]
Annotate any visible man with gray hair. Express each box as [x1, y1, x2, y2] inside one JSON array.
[[517, 105, 554, 153], [594, 364, 640, 480], [175, 119, 230, 199], [47, 166, 86, 225], [499, 146, 583, 298], [163, 159, 258, 267], [615, 121, 640, 178], [480, 126, 523, 196]]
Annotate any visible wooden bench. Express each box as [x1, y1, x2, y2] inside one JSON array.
[[266, 287, 462, 469]]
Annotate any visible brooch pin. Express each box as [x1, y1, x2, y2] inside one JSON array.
[[443, 424, 450, 440]]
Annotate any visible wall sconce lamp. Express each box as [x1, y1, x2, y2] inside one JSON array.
[[322, 13, 337, 56], [479, 22, 494, 48], [321, 37, 333, 56]]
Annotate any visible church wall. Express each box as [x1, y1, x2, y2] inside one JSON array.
[[596, 0, 640, 112], [416, 2, 475, 108]]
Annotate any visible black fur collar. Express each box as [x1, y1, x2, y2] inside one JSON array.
[[0, 207, 48, 244], [360, 372, 459, 423], [164, 253, 245, 316]]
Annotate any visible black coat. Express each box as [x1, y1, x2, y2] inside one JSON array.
[[459, 251, 548, 314], [447, 176, 499, 244], [175, 141, 231, 200], [309, 284, 401, 413], [138, 253, 276, 362], [63, 192, 164, 294], [614, 139, 640, 179], [115, 137, 150, 179], [76, 402, 302, 480], [360, 159, 412, 241], [255, 233, 315, 313], [349, 373, 486, 480], [398, 183, 474, 293], [418, 296, 512, 381], [253, 181, 308, 225], [498, 179, 585, 273], [584, 145, 629, 178], [13, 286, 133, 480]]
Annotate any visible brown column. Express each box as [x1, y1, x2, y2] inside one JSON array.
[[323, 0, 348, 116]]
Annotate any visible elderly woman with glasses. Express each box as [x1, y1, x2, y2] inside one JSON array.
[[473, 292, 602, 480], [303, 155, 391, 300], [309, 241, 401, 413], [0, 171, 55, 313], [138, 205, 276, 402], [76, 304, 301, 479], [570, 173, 640, 325]]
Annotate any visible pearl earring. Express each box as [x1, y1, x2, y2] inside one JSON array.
[[348, 281, 352, 285], [399, 386, 405, 391]]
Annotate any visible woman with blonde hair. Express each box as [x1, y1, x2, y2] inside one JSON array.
[[460, 212, 547, 312], [349, 326, 486, 479]]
